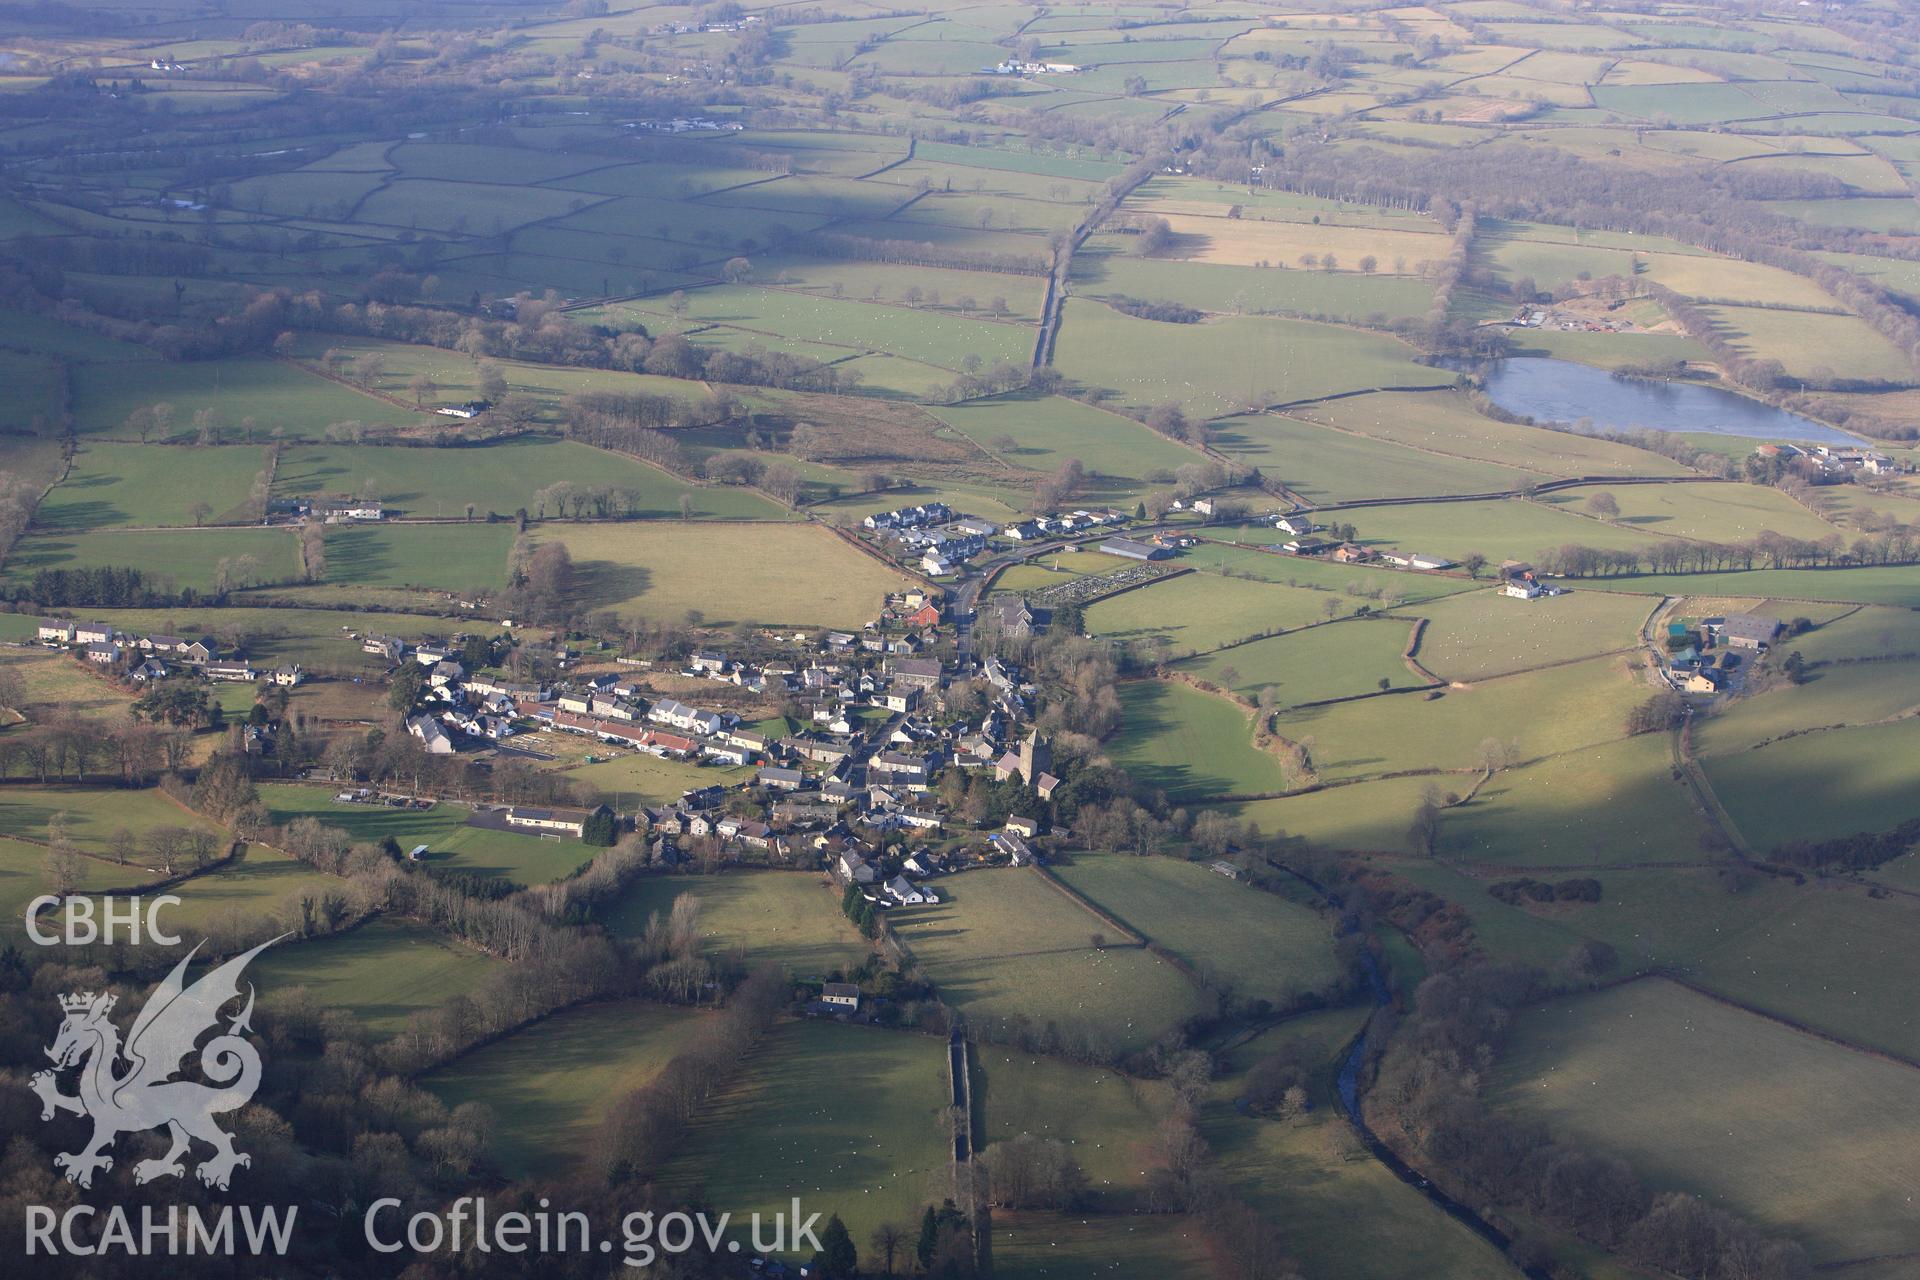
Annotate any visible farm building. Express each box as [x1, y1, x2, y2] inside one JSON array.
[[1100, 536, 1171, 561], [1716, 613, 1782, 651]]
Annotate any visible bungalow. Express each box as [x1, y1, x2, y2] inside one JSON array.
[[1274, 515, 1320, 537], [1100, 536, 1171, 562], [1379, 550, 1454, 571], [204, 662, 257, 682], [1004, 522, 1042, 541], [896, 809, 943, 831], [504, 803, 610, 838], [954, 517, 997, 537], [821, 982, 860, 1010], [885, 875, 935, 906]]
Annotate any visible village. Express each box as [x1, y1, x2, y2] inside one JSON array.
[[27, 585, 1067, 929]]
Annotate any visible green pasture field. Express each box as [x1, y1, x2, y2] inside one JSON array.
[[550, 192, 831, 254], [256, 784, 598, 885], [1694, 659, 1920, 756], [589, 285, 1033, 371], [424, 1000, 709, 1177], [1125, 208, 1444, 274], [282, 336, 725, 425], [0, 785, 224, 860], [555, 753, 752, 806], [2, 526, 301, 593], [599, 872, 871, 978], [1771, 196, 1920, 235], [0, 835, 138, 937], [1440, 732, 1711, 867], [1787, 603, 1920, 662], [78, 606, 459, 675], [0, 307, 154, 362], [1071, 248, 1437, 322], [310, 522, 515, 592], [912, 139, 1125, 183], [1593, 566, 1920, 607], [1204, 1091, 1512, 1280], [1111, 679, 1293, 800], [1210, 413, 1533, 502], [1700, 304, 1917, 384], [1688, 884, 1920, 1062], [1294, 391, 1688, 478], [1084, 570, 1361, 658], [1811, 480, 1920, 531], [1701, 715, 1920, 849], [1180, 616, 1425, 705], [990, 1212, 1218, 1280], [1411, 587, 1652, 681], [48, 844, 340, 948], [0, 647, 136, 722], [354, 178, 600, 232], [1178, 542, 1482, 603], [1538, 480, 1843, 544], [707, 173, 910, 221], [273, 437, 784, 520], [1272, 655, 1643, 782], [37, 443, 268, 531], [1053, 302, 1434, 419], [1491, 978, 1920, 1261], [663, 1020, 951, 1253], [926, 394, 1200, 489], [1219, 775, 1441, 853], [973, 1048, 1173, 1200], [1053, 852, 1339, 1005], [557, 160, 778, 199], [0, 352, 62, 434], [542, 521, 912, 628], [888, 189, 1089, 236], [221, 169, 388, 219], [388, 140, 609, 185], [879, 159, 1103, 205], [254, 917, 501, 1038], [752, 258, 1048, 323], [887, 866, 1209, 1052], [1337, 497, 1668, 565], [69, 356, 423, 438]]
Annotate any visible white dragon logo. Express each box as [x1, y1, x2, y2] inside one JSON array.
[[31, 935, 285, 1191]]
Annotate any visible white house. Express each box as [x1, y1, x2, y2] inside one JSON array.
[[408, 714, 456, 754]]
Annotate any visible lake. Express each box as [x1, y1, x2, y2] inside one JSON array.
[[1467, 357, 1861, 445]]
